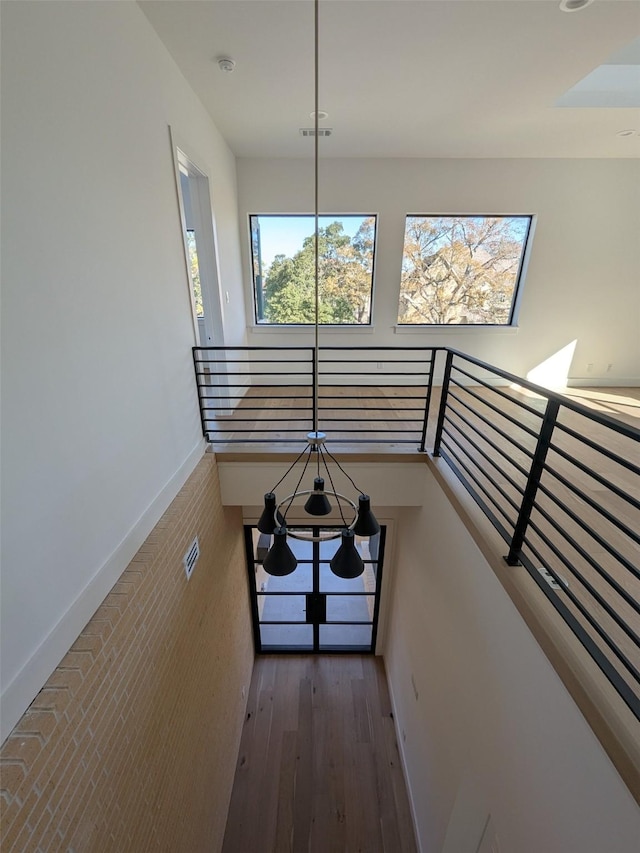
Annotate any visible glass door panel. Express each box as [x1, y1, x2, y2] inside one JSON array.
[[245, 526, 385, 653]]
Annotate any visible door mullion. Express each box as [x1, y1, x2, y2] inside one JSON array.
[[313, 527, 320, 652]]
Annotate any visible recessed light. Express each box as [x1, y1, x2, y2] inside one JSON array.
[[310, 110, 329, 121], [217, 57, 236, 73], [616, 129, 637, 137], [559, 0, 594, 11]]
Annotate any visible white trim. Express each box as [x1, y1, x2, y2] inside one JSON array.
[[248, 324, 375, 334], [394, 324, 519, 335], [0, 439, 206, 744], [567, 376, 640, 388], [385, 670, 424, 853]]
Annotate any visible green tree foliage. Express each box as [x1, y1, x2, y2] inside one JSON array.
[[263, 218, 375, 324], [186, 230, 203, 317], [398, 216, 529, 324]]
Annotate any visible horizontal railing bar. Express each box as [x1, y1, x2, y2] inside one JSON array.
[[319, 358, 431, 364], [449, 379, 540, 439], [543, 462, 640, 547], [439, 446, 515, 545], [199, 395, 312, 400], [196, 371, 311, 377], [447, 348, 640, 440], [194, 345, 437, 351], [205, 418, 312, 423], [318, 395, 424, 400], [194, 358, 313, 364], [553, 420, 640, 478], [523, 535, 640, 686], [443, 417, 526, 500], [535, 480, 640, 581], [441, 437, 519, 531], [446, 405, 531, 480], [548, 441, 640, 512], [442, 426, 523, 515], [207, 437, 419, 444], [447, 394, 535, 459], [205, 428, 310, 433], [517, 548, 640, 720], [319, 371, 430, 377], [201, 406, 311, 412], [194, 345, 314, 351], [528, 503, 640, 616], [317, 418, 423, 423], [450, 363, 545, 418]]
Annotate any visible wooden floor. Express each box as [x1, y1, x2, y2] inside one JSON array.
[[221, 655, 417, 853]]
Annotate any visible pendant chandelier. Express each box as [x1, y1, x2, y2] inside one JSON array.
[[259, 0, 380, 579]]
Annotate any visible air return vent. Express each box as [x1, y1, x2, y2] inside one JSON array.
[[299, 127, 333, 137], [183, 536, 200, 580]]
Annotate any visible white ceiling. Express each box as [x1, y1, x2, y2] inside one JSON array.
[[139, 0, 640, 158]]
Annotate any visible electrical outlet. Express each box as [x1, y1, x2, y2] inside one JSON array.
[[607, 363, 613, 372], [376, 361, 383, 369], [587, 362, 594, 373]]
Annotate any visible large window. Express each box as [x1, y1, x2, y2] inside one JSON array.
[[250, 214, 376, 325], [398, 215, 533, 326]]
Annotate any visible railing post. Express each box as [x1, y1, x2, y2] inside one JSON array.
[[505, 398, 560, 566], [192, 346, 208, 440], [433, 350, 454, 457], [418, 348, 436, 452]]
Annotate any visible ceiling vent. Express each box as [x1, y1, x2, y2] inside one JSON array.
[[299, 128, 333, 137]]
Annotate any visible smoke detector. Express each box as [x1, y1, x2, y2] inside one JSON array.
[[559, 0, 594, 11], [217, 57, 236, 73]]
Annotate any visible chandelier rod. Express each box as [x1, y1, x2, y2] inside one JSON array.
[[313, 0, 319, 437]]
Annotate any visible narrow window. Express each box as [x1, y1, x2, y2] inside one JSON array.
[[250, 214, 377, 325], [397, 215, 533, 326]]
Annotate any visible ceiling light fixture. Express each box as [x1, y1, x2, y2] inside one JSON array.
[[559, 0, 594, 12], [260, 0, 379, 580]]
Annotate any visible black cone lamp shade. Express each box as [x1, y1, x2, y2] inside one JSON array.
[[353, 494, 380, 537], [263, 528, 298, 576], [304, 477, 332, 516], [330, 529, 364, 579], [257, 492, 285, 534]]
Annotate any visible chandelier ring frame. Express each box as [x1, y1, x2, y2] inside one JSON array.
[[275, 489, 358, 542]]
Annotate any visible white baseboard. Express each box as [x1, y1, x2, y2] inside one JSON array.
[[383, 661, 424, 853], [567, 377, 640, 388], [0, 439, 206, 744]]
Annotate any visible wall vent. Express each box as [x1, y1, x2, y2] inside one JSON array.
[[183, 536, 200, 580], [299, 127, 333, 137]]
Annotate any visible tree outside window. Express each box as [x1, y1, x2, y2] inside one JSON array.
[[250, 215, 376, 325], [398, 215, 532, 325]]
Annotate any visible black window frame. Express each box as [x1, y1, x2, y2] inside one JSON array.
[[397, 213, 534, 327], [249, 213, 378, 327]]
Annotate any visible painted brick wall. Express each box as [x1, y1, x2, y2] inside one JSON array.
[[0, 453, 253, 852]]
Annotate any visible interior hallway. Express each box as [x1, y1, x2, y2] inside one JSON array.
[[222, 655, 417, 853]]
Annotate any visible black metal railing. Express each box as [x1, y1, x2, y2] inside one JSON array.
[[433, 348, 640, 722], [192, 345, 437, 448]]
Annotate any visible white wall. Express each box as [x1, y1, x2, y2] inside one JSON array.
[[385, 467, 640, 853], [237, 157, 640, 385], [0, 0, 246, 739]]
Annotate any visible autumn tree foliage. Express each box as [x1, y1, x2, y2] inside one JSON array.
[[398, 216, 530, 325], [262, 218, 375, 324]]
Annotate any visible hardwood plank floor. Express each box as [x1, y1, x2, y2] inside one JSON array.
[[221, 655, 417, 853]]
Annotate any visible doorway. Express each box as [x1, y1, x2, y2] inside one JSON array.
[[245, 525, 386, 653]]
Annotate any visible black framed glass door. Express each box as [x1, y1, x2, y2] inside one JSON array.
[[244, 525, 386, 653]]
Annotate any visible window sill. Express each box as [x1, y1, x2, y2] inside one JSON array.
[[394, 324, 520, 335], [248, 324, 376, 334]]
